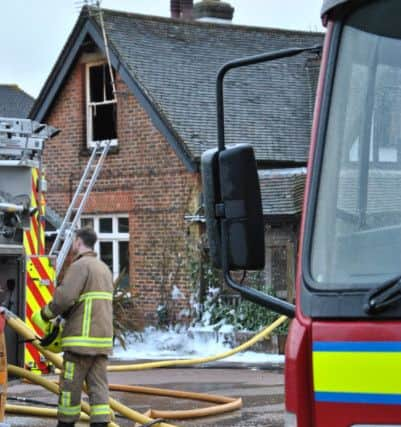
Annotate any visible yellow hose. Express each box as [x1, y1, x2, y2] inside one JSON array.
[[104, 318, 287, 422], [109, 383, 243, 420], [3, 309, 176, 427], [108, 315, 288, 372], [6, 404, 90, 421], [7, 364, 92, 420], [3, 309, 287, 426]]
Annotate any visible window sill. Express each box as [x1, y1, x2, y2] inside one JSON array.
[[80, 140, 119, 156]]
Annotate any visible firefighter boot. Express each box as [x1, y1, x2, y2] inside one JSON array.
[[90, 424, 108, 427], [56, 422, 75, 427]]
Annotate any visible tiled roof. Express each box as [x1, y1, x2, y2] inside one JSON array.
[[338, 169, 401, 215], [95, 9, 323, 163], [0, 85, 34, 118], [259, 168, 306, 215]]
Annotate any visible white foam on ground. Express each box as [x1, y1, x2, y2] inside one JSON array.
[[112, 326, 285, 364]]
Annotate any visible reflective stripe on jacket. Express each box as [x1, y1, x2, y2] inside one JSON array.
[[44, 251, 114, 355]]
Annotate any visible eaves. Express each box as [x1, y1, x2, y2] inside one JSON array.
[[29, 14, 198, 173]]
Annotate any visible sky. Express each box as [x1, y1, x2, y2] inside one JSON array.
[[0, 0, 323, 99]]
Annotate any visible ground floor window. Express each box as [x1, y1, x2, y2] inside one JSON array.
[[79, 215, 129, 287]]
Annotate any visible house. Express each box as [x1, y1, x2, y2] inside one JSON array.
[[29, 1, 323, 325], [0, 84, 34, 118]]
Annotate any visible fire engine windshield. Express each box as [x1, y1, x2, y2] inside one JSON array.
[[310, 2, 401, 290]]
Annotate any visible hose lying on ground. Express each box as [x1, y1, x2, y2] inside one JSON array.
[[105, 316, 286, 421], [4, 308, 287, 426], [3, 308, 176, 427], [8, 364, 91, 422], [107, 315, 288, 372], [109, 383, 243, 420], [5, 404, 90, 422]]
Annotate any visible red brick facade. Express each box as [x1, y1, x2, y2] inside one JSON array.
[[43, 56, 201, 327]]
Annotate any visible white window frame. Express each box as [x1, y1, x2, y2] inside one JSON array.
[[79, 214, 129, 279], [86, 61, 118, 148]]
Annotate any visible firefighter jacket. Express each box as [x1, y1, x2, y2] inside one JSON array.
[[42, 251, 113, 355]]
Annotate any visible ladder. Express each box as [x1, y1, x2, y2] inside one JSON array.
[[49, 141, 111, 277], [0, 117, 58, 161], [0, 117, 58, 244]]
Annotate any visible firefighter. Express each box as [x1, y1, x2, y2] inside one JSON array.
[[34, 228, 113, 427]]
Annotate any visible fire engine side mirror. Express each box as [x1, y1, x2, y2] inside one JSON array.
[[201, 144, 265, 271]]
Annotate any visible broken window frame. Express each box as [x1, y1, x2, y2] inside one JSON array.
[[86, 61, 118, 148]]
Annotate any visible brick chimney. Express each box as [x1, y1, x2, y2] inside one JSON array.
[[170, 0, 181, 18], [170, 0, 194, 19], [182, 0, 194, 18], [193, 0, 234, 22]]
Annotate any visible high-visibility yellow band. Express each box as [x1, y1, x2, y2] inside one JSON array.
[[58, 405, 81, 416], [59, 391, 80, 416], [313, 351, 401, 395], [78, 291, 112, 302], [91, 404, 110, 416], [82, 299, 93, 337], [64, 361, 75, 381], [62, 336, 113, 348]]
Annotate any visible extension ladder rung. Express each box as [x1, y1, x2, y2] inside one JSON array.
[[49, 141, 111, 277]]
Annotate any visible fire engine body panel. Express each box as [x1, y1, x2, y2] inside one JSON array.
[[201, 0, 401, 425], [286, 0, 401, 425], [0, 118, 57, 372]]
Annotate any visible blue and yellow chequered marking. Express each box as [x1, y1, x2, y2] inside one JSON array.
[[313, 341, 401, 405]]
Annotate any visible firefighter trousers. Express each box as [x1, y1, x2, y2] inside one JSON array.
[[58, 351, 110, 424]]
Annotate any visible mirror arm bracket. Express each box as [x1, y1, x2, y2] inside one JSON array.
[[221, 219, 295, 318], [224, 271, 295, 318], [216, 44, 322, 152]]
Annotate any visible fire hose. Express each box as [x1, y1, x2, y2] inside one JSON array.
[[107, 315, 288, 372], [3, 308, 287, 426], [3, 308, 175, 427]]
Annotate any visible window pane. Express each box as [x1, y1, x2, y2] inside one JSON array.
[[105, 67, 114, 101], [118, 241, 129, 288], [80, 218, 94, 229], [89, 65, 104, 103], [99, 218, 112, 233], [311, 25, 401, 289], [99, 241, 113, 272], [91, 103, 117, 141], [118, 217, 129, 233]]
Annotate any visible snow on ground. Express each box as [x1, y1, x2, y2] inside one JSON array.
[[111, 325, 285, 365]]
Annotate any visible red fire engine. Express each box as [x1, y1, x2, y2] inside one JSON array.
[[202, 0, 401, 425]]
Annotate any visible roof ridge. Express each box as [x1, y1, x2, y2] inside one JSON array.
[[0, 84, 20, 89], [96, 7, 324, 36], [0, 84, 34, 100]]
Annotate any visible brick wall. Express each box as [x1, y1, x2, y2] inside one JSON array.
[[43, 56, 200, 327], [264, 222, 299, 303]]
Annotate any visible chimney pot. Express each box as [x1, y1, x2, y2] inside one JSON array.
[[181, 0, 194, 19], [193, 0, 234, 22]]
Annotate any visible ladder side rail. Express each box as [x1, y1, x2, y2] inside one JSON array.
[[69, 141, 111, 224], [49, 145, 99, 255], [55, 141, 111, 276]]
